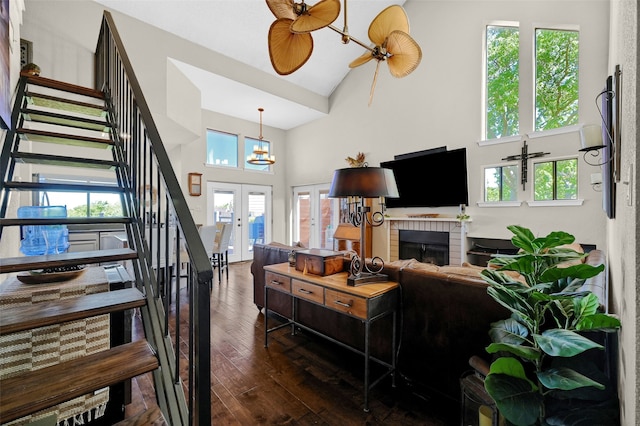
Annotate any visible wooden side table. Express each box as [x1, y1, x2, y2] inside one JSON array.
[[263, 263, 399, 412]]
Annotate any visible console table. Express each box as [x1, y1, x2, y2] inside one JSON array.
[[263, 263, 399, 412]]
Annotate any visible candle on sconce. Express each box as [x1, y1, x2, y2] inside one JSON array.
[[479, 405, 493, 426]]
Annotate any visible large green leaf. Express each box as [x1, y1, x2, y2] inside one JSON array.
[[537, 366, 605, 391], [487, 342, 541, 360], [534, 329, 603, 357], [540, 263, 604, 282], [485, 364, 541, 426], [574, 293, 601, 321], [487, 285, 534, 318], [489, 318, 529, 344], [536, 231, 575, 251], [488, 356, 532, 380], [508, 225, 536, 252], [576, 313, 621, 331]]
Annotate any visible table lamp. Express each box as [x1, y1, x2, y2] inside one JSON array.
[[328, 166, 399, 286]]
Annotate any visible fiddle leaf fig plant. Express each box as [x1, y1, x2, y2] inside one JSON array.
[[480, 225, 621, 426]]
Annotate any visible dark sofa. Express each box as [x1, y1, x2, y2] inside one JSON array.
[[251, 242, 607, 402]]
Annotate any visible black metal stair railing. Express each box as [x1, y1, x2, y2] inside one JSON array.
[[95, 11, 212, 425]]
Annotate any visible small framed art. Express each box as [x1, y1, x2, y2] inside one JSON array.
[[188, 173, 202, 196]]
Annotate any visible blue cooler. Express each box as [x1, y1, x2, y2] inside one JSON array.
[[18, 206, 70, 255]]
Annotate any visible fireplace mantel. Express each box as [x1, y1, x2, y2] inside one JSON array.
[[375, 217, 469, 265]]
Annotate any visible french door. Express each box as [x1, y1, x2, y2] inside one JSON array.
[[292, 184, 338, 250], [206, 182, 271, 262]]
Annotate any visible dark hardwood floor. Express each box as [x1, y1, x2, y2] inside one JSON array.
[[125, 261, 458, 425]]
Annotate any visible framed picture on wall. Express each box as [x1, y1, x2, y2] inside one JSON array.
[[0, 0, 10, 130]]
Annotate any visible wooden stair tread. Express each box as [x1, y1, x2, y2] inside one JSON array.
[[0, 340, 158, 423], [24, 74, 105, 100], [114, 406, 168, 426], [11, 152, 119, 169], [0, 287, 146, 336], [17, 128, 114, 148], [21, 108, 111, 132], [0, 248, 138, 274], [0, 217, 130, 226], [26, 91, 107, 117]]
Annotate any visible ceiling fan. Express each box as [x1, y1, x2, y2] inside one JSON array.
[[265, 0, 422, 104]]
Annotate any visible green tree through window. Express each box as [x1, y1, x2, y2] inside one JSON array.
[[486, 26, 579, 139], [485, 165, 518, 202], [535, 29, 579, 131], [533, 158, 578, 201], [486, 26, 519, 140]]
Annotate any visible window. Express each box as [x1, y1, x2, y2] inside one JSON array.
[[533, 158, 578, 201], [535, 28, 579, 132], [244, 137, 273, 172], [35, 174, 122, 217], [206, 130, 238, 167], [486, 25, 519, 140], [484, 165, 518, 202], [485, 25, 579, 140]]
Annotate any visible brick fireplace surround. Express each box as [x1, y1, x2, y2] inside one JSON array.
[[384, 217, 468, 265]]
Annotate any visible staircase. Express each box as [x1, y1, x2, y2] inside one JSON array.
[[0, 11, 212, 426]]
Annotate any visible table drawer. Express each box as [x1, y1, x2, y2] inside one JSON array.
[[325, 289, 367, 319], [292, 280, 324, 305], [265, 272, 291, 293]]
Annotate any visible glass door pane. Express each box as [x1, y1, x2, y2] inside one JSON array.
[[293, 185, 338, 249], [207, 182, 272, 262], [243, 184, 271, 260]]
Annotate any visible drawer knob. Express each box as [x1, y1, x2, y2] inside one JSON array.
[[270, 280, 282, 286], [298, 288, 313, 295], [334, 300, 352, 308]]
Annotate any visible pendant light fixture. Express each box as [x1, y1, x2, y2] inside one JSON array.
[[247, 107, 275, 166]]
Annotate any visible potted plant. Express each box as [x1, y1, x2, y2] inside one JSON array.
[[480, 225, 621, 426]]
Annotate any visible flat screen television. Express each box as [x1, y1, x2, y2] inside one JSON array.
[[380, 147, 469, 208]]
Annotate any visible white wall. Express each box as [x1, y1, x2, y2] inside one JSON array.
[[607, 1, 638, 425], [286, 0, 610, 250]]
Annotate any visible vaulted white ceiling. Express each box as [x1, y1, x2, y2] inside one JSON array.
[[94, 0, 407, 129]]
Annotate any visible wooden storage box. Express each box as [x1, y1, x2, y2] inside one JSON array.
[[295, 249, 344, 276]]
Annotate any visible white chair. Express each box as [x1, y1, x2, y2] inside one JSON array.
[[197, 225, 217, 289], [212, 223, 232, 284]]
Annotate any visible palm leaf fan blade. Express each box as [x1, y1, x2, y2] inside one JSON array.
[[290, 0, 340, 33], [266, 0, 296, 20], [268, 18, 314, 75], [386, 31, 422, 78], [368, 5, 409, 45], [349, 51, 374, 68]]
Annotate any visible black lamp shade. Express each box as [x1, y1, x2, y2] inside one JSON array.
[[328, 167, 399, 198]]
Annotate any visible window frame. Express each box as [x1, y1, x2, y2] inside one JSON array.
[[533, 26, 580, 133], [244, 136, 274, 173], [484, 22, 520, 141], [33, 173, 122, 217], [531, 156, 579, 202], [482, 162, 520, 203], [481, 21, 581, 144], [205, 129, 239, 168]]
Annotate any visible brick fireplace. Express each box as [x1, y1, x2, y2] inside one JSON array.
[[386, 218, 467, 265]]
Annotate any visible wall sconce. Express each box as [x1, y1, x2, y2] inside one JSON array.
[[188, 172, 202, 196], [578, 124, 608, 167], [328, 166, 398, 286]]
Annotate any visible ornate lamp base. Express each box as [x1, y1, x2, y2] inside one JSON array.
[[347, 272, 389, 286]]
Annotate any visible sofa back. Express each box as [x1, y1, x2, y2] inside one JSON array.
[[396, 261, 509, 400]]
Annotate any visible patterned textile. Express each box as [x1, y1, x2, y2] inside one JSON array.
[[0, 267, 111, 426]]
